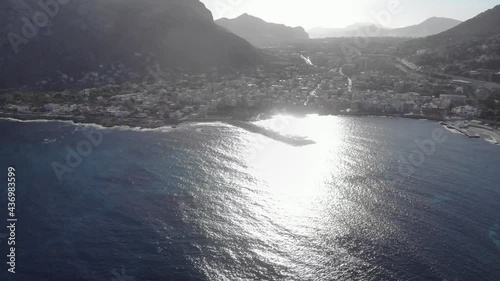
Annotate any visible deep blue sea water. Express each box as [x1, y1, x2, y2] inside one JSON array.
[[0, 116, 499, 281]]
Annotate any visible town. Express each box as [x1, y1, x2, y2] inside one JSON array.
[[0, 43, 499, 131]]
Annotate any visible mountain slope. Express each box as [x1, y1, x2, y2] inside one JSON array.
[[216, 14, 309, 47], [386, 17, 462, 37], [432, 4, 500, 40], [401, 4, 500, 77], [0, 0, 262, 89], [307, 17, 461, 38], [405, 4, 500, 50]]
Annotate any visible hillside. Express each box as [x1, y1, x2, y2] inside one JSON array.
[[406, 4, 500, 50], [401, 4, 500, 77], [307, 17, 461, 38], [433, 5, 500, 40], [386, 17, 462, 37], [216, 14, 309, 47], [0, 0, 262, 89]]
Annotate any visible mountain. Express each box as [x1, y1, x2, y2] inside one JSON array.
[[0, 0, 262, 89], [307, 17, 461, 38], [402, 5, 500, 78], [385, 17, 462, 37], [403, 4, 500, 51], [428, 5, 500, 42], [216, 14, 309, 47], [308, 23, 383, 38], [345, 22, 383, 30]]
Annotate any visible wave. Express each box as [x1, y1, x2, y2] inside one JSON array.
[[484, 137, 499, 145], [0, 116, 249, 136], [0, 117, 66, 124], [0, 116, 180, 134]]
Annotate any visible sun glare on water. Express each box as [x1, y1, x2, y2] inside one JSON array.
[[239, 115, 350, 229], [206, 114, 367, 277]]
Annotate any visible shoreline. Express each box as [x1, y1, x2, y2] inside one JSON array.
[[440, 121, 500, 145], [0, 113, 318, 146], [2, 112, 498, 147], [464, 126, 500, 145], [0, 111, 446, 128]]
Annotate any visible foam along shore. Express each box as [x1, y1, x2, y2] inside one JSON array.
[[440, 121, 500, 144], [466, 126, 500, 144], [0, 113, 316, 147], [0, 112, 235, 129]]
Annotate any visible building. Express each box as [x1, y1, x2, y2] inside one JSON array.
[[440, 94, 466, 105], [452, 105, 481, 118]]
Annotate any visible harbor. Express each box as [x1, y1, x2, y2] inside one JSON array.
[[440, 121, 500, 144]]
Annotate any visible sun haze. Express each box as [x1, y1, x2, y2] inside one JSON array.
[[201, 0, 500, 28]]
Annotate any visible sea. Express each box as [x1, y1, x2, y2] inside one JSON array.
[[0, 115, 499, 281]]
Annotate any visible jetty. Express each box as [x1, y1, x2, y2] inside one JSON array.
[[441, 122, 481, 138], [225, 120, 315, 147]]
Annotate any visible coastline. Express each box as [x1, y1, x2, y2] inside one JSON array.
[[0, 112, 318, 146], [439, 120, 500, 145], [462, 126, 500, 145], [2, 112, 498, 147], [0, 111, 445, 129]]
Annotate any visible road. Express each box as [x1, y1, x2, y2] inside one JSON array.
[[358, 54, 500, 90]]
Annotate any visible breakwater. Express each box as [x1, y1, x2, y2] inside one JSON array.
[[225, 120, 316, 147]]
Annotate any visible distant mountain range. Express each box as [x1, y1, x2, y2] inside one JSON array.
[[308, 17, 462, 38], [0, 0, 262, 89], [308, 23, 384, 39], [216, 14, 309, 47]]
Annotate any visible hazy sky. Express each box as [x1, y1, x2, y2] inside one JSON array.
[[200, 0, 500, 28]]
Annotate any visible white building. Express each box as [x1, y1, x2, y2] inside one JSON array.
[[452, 105, 481, 118]]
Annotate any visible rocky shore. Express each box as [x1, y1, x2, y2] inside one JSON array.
[[0, 112, 317, 146], [6, 111, 498, 147]]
